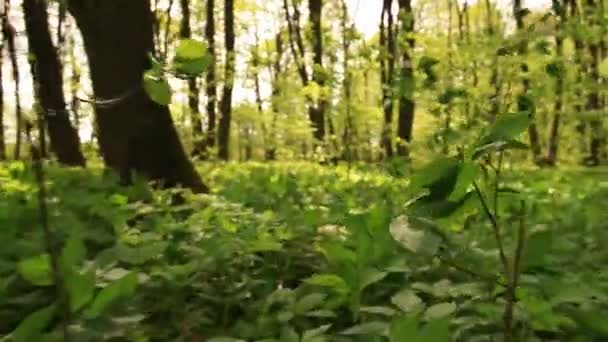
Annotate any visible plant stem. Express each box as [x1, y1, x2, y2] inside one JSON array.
[[504, 200, 526, 342], [437, 255, 507, 287], [473, 181, 510, 277], [29, 123, 71, 341]]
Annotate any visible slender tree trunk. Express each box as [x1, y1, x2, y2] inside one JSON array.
[[380, 0, 395, 158], [340, 0, 355, 162], [67, 0, 206, 192], [218, 0, 235, 160], [0, 17, 5, 161], [67, 19, 81, 130], [265, 32, 283, 160], [179, 0, 203, 154], [3, 4, 22, 160], [514, 0, 542, 161], [309, 0, 326, 142], [396, 0, 415, 157], [24, 0, 86, 166], [485, 0, 500, 120], [585, 0, 605, 164], [546, 2, 567, 165], [203, 0, 217, 155], [162, 0, 175, 59]]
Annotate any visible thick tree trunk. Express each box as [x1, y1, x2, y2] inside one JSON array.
[[67, 0, 206, 192], [218, 0, 235, 160], [396, 0, 415, 157], [203, 0, 217, 156], [23, 0, 86, 167], [179, 0, 203, 152]]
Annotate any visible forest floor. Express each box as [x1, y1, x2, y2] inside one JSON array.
[[1, 161, 608, 341]]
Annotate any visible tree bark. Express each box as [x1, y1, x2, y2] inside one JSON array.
[[396, 0, 415, 157], [67, 0, 206, 192], [308, 0, 326, 142], [23, 0, 86, 167], [218, 0, 235, 160], [0, 17, 5, 161], [203, 0, 217, 156], [179, 0, 203, 153], [380, 0, 395, 158], [546, 2, 568, 166], [3, 4, 22, 160], [514, 0, 542, 162]]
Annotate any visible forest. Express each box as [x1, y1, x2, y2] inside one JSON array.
[[0, 0, 607, 340]]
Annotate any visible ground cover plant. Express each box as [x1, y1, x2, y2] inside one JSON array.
[[1, 0, 608, 340]]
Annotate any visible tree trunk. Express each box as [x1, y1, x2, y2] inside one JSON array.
[[203, 0, 217, 156], [380, 0, 395, 158], [309, 0, 326, 142], [585, 0, 605, 165], [265, 32, 283, 161], [67, 0, 206, 192], [0, 18, 5, 161], [3, 7, 22, 160], [514, 0, 542, 162], [396, 0, 415, 157], [23, 0, 86, 167], [179, 0, 203, 153], [546, 2, 567, 166], [218, 0, 235, 160]]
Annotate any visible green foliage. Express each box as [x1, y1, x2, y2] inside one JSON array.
[[1, 160, 607, 341]]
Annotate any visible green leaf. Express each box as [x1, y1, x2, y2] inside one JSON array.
[[472, 139, 528, 160], [481, 112, 531, 145], [448, 163, 480, 201], [302, 324, 332, 341], [360, 268, 389, 291], [86, 272, 138, 318], [599, 58, 608, 77], [340, 321, 389, 336], [11, 304, 56, 342], [175, 39, 207, 60], [17, 254, 53, 286], [424, 302, 456, 320], [304, 274, 349, 294], [391, 288, 424, 313], [143, 71, 172, 105], [390, 216, 442, 255], [418, 319, 450, 341], [360, 306, 398, 317], [280, 326, 300, 342], [115, 242, 168, 265], [65, 270, 95, 313], [294, 293, 327, 314], [61, 232, 86, 269], [173, 39, 210, 77], [390, 316, 418, 342], [410, 158, 460, 195]]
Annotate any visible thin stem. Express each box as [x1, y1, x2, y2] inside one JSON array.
[[437, 255, 507, 287], [493, 150, 503, 221], [504, 200, 526, 342], [28, 123, 71, 341], [473, 181, 510, 277]]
